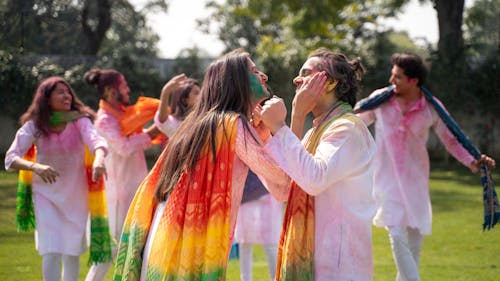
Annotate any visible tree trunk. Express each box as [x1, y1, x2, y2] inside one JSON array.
[[434, 0, 465, 60], [81, 0, 111, 55], [429, 0, 466, 109]]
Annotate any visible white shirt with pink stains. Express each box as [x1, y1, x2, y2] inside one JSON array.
[[5, 118, 108, 255], [264, 113, 377, 281], [153, 111, 183, 137], [357, 88, 475, 235], [94, 108, 152, 240]]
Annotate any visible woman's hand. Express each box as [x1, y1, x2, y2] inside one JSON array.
[[32, 163, 59, 184], [250, 104, 271, 141], [260, 96, 287, 135]]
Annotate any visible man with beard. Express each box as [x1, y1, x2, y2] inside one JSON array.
[[83, 68, 160, 281]]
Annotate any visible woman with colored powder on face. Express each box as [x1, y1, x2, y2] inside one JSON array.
[[113, 49, 291, 281], [5, 76, 108, 281], [154, 74, 201, 138]]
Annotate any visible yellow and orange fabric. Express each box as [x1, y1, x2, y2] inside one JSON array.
[[276, 102, 353, 281], [114, 114, 239, 281]]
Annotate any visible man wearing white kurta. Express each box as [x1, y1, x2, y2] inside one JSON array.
[[261, 48, 376, 281], [83, 68, 159, 281]]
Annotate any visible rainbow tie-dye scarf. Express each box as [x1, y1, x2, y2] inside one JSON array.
[[114, 114, 238, 281], [276, 102, 353, 281], [16, 112, 112, 264]]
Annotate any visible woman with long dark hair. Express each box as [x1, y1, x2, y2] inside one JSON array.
[[114, 49, 290, 281], [5, 76, 108, 281]]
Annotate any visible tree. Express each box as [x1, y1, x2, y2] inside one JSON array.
[[0, 0, 167, 56], [199, 0, 426, 104], [81, 0, 112, 54], [462, 0, 499, 155], [172, 47, 209, 81]]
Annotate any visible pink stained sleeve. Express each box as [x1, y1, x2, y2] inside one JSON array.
[[94, 113, 152, 157], [235, 120, 291, 201]]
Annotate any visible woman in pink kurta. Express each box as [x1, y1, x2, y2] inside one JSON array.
[[5, 77, 107, 281]]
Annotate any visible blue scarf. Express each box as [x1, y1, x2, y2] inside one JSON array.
[[355, 86, 499, 230]]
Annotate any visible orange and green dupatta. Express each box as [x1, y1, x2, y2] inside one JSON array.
[[276, 102, 353, 281], [16, 112, 112, 264], [114, 114, 239, 281]]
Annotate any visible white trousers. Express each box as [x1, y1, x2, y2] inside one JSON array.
[[387, 226, 424, 281], [238, 243, 277, 281], [42, 253, 79, 281]]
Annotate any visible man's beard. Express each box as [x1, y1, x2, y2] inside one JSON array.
[[117, 92, 130, 106]]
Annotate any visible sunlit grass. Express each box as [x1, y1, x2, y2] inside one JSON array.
[[1, 162, 499, 280]]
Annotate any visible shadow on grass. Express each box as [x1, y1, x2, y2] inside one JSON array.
[[430, 161, 499, 187]]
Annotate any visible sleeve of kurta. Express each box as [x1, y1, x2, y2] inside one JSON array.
[[356, 109, 376, 127], [430, 99, 475, 168], [235, 120, 291, 201], [76, 118, 108, 154], [153, 111, 180, 137], [355, 90, 383, 127], [4, 121, 37, 171], [95, 113, 151, 157], [265, 118, 372, 196]]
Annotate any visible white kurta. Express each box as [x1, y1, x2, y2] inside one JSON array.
[[141, 119, 291, 279], [234, 190, 282, 245], [154, 112, 183, 137], [264, 113, 377, 281], [357, 89, 474, 235], [5, 118, 108, 256], [94, 108, 152, 240]]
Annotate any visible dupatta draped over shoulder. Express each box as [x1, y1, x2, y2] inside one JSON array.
[[114, 114, 239, 281]]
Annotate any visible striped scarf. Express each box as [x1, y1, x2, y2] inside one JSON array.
[[355, 86, 499, 230], [114, 114, 239, 281], [16, 111, 113, 264], [276, 102, 353, 281]]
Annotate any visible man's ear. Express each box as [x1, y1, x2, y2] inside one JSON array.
[[326, 79, 338, 93], [103, 86, 115, 99], [408, 77, 419, 85]]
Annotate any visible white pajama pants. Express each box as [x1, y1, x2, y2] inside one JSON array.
[[387, 226, 424, 281], [42, 253, 79, 281], [238, 243, 277, 281]]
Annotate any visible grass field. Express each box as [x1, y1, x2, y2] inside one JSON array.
[[1, 162, 499, 280]]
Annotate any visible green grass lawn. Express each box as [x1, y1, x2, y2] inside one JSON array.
[[1, 163, 499, 280]]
